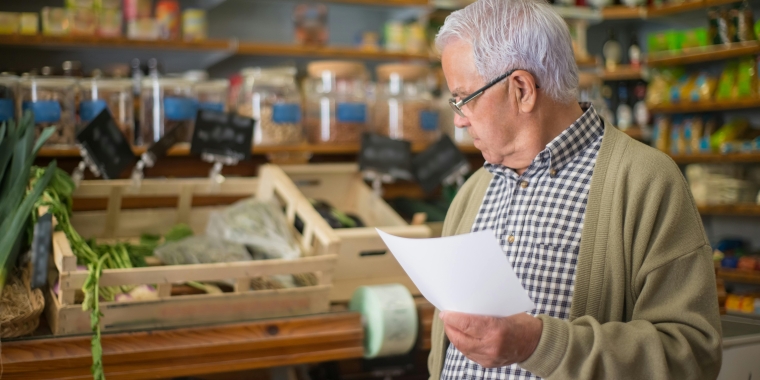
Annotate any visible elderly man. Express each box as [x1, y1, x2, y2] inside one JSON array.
[[429, 0, 722, 379]]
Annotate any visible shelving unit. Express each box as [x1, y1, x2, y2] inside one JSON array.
[[647, 41, 760, 67], [600, 0, 742, 20], [600, 6, 646, 20], [649, 98, 760, 114]]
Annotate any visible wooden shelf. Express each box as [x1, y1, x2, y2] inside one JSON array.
[[649, 98, 760, 114], [670, 152, 760, 164], [647, 0, 710, 18], [647, 41, 760, 67], [328, 0, 428, 5], [698, 204, 760, 216], [0, 35, 431, 61], [236, 42, 431, 61], [0, 35, 234, 52], [0, 312, 364, 380], [601, 6, 646, 20], [600, 65, 643, 81], [718, 269, 760, 286]]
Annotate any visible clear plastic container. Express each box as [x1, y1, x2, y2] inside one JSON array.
[[19, 76, 78, 147], [195, 79, 229, 113], [79, 78, 134, 143], [0, 74, 19, 125], [304, 61, 368, 145], [237, 67, 303, 146], [374, 64, 440, 143], [439, 83, 473, 147], [139, 77, 196, 146]]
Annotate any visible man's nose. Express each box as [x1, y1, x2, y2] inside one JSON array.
[[454, 112, 471, 128]]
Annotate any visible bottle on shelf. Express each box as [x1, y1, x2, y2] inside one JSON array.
[[616, 82, 633, 130], [633, 80, 649, 130], [628, 34, 641, 69], [603, 29, 622, 72], [131, 58, 143, 145]]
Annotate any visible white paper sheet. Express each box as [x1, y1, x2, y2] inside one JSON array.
[[377, 229, 535, 317]]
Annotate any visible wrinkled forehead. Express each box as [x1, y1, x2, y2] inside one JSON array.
[[440, 40, 483, 94]]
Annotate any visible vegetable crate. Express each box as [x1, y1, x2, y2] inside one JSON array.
[[280, 163, 432, 302], [46, 165, 340, 336]]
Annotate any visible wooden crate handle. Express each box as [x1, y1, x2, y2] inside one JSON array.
[[104, 185, 124, 238], [176, 185, 194, 225]]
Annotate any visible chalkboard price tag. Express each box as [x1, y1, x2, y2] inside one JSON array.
[[143, 123, 187, 166], [76, 108, 135, 179], [412, 135, 470, 193], [359, 133, 413, 180], [31, 212, 53, 290], [190, 109, 254, 161]]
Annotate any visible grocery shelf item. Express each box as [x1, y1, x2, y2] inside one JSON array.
[[156, 0, 180, 40], [42, 7, 70, 36], [686, 164, 758, 205], [79, 78, 134, 142], [0, 75, 18, 124], [19, 13, 38, 35], [19, 76, 78, 147], [139, 77, 196, 145], [195, 79, 228, 112], [304, 61, 368, 145], [182, 9, 206, 41], [237, 67, 303, 146], [374, 63, 440, 144], [0, 13, 20, 35], [293, 3, 328, 46]]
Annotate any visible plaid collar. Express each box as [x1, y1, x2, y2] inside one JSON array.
[[484, 103, 603, 177]]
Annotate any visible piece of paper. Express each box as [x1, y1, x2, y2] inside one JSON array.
[[377, 229, 535, 317]]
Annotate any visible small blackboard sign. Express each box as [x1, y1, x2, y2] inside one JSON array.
[[31, 212, 53, 290], [359, 133, 413, 180], [412, 135, 470, 193], [144, 123, 186, 166], [190, 109, 254, 161], [76, 108, 135, 179]]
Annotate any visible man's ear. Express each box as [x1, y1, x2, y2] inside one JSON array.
[[509, 70, 537, 113]]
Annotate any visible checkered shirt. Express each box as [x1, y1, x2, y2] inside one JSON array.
[[440, 104, 604, 380]]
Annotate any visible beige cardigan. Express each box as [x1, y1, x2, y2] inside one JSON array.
[[428, 125, 722, 379]]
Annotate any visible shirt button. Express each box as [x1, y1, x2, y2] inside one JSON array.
[[520, 181, 529, 188], [508, 235, 515, 244], [550, 169, 557, 176]]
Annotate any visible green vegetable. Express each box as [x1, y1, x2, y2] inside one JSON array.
[[163, 223, 194, 243], [0, 112, 57, 294]]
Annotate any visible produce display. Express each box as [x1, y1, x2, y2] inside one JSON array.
[[155, 236, 250, 265]]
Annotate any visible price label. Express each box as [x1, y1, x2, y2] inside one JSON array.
[[190, 109, 255, 161], [30, 213, 53, 290], [412, 135, 469, 193], [76, 108, 135, 179], [359, 133, 413, 180], [143, 123, 187, 166]]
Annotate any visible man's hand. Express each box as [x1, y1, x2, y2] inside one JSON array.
[[440, 311, 543, 368]]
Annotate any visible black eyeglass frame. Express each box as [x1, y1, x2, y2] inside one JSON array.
[[448, 69, 538, 118]]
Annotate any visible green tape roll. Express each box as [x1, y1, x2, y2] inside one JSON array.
[[349, 284, 419, 359]]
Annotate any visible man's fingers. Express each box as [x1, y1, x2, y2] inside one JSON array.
[[441, 311, 490, 335], [444, 323, 473, 353]]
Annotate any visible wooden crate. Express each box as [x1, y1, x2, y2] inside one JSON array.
[[280, 163, 432, 302], [46, 165, 340, 336]]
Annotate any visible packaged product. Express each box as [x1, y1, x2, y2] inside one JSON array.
[[653, 115, 671, 152], [690, 72, 717, 102], [711, 119, 749, 151], [737, 58, 757, 99], [716, 62, 739, 101], [19, 13, 38, 35]]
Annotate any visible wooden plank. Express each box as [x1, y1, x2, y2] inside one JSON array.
[[0, 35, 232, 51], [61, 255, 337, 290], [237, 42, 431, 61], [649, 98, 760, 114], [600, 65, 643, 81], [718, 269, 760, 286], [647, 41, 760, 67], [698, 204, 760, 216], [670, 152, 760, 164], [0, 312, 364, 380], [601, 6, 646, 20]]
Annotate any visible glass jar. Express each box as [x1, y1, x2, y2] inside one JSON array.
[[19, 76, 78, 148], [139, 77, 196, 146], [79, 78, 134, 143], [237, 67, 303, 146], [374, 64, 440, 143], [195, 79, 229, 112], [304, 61, 368, 145], [0, 74, 18, 125], [439, 82, 473, 147]]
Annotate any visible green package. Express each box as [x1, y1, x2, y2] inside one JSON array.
[[666, 30, 684, 52], [648, 32, 669, 53], [737, 58, 756, 98], [683, 28, 709, 49], [716, 62, 738, 101]]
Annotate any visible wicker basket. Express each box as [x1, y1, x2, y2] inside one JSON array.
[[1, 265, 45, 338]]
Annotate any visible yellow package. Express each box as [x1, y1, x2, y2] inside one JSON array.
[[0, 12, 20, 35], [653, 116, 671, 152], [710, 119, 750, 151], [646, 75, 671, 107], [676, 75, 697, 104], [691, 73, 717, 102]]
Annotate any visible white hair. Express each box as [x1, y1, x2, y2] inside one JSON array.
[[436, 0, 579, 103]]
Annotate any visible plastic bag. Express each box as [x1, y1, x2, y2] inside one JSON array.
[[154, 236, 251, 265], [206, 198, 301, 260]]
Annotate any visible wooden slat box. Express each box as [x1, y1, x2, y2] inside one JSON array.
[[46, 165, 340, 336], [280, 163, 432, 302]]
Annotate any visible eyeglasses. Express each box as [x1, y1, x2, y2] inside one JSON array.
[[448, 69, 538, 118]]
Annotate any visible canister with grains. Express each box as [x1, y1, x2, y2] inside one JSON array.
[[304, 61, 368, 145], [19, 76, 78, 147], [237, 67, 303, 146]]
